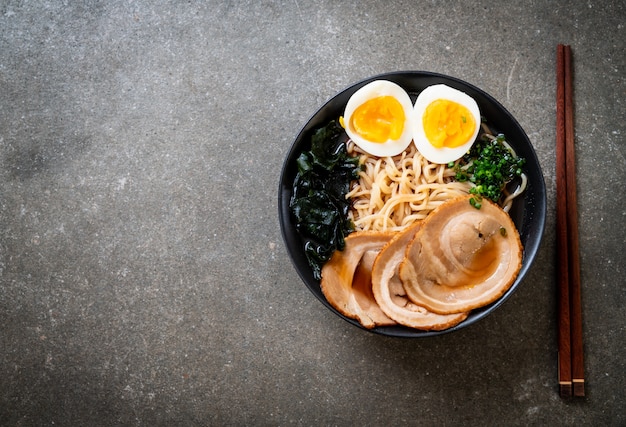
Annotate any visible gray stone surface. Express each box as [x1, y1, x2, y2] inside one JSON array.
[[1, 1, 624, 425]]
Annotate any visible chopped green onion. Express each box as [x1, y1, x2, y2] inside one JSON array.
[[469, 197, 482, 209], [454, 132, 525, 209]]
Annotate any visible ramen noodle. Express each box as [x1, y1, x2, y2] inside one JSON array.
[[346, 141, 472, 232], [346, 127, 527, 232]]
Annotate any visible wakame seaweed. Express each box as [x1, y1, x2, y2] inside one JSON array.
[[290, 120, 362, 280]]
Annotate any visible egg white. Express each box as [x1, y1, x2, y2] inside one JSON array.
[[343, 80, 414, 157], [412, 84, 481, 164]]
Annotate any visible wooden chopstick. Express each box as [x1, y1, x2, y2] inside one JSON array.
[[556, 44, 571, 398], [563, 45, 585, 397], [556, 43, 585, 398]]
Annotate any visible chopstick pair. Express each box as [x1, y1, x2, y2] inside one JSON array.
[[556, 44, 585, 398]]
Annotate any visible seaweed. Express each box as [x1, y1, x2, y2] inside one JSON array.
[[289, 120, 362, 279]]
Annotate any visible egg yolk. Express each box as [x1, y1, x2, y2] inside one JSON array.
[[349, 96, 405, 143], [423, 99, 476, 148]]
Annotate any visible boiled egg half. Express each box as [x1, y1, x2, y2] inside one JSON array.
[[412, 84, 481, 164], [340, 80, 414, 157]]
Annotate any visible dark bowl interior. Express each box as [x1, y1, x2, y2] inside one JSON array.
[[278, 71, 547, 337]]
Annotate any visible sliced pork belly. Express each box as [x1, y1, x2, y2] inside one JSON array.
[[399, 195, 523, 314], [371, 221, 468, 330], [321, 231, 396, 329]]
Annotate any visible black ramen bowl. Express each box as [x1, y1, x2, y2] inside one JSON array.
[[278, 71, 547, 337]]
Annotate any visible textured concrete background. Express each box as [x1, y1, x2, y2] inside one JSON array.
[[1, 1, 624, 425]]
